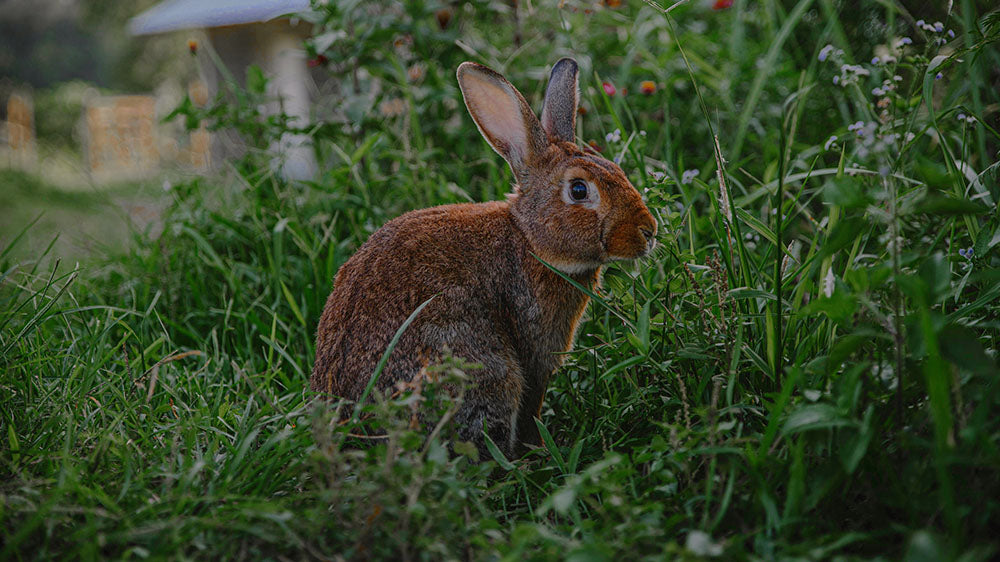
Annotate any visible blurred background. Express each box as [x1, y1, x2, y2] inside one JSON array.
[[1, 0, 996, 262]]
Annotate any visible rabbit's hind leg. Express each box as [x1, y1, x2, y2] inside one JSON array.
[[451, 349, 525, 460]]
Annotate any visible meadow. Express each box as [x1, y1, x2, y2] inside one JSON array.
[[2, 0, 999, 559]]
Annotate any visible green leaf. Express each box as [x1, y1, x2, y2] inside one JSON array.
[[534, 418, 567, 474], [819, 217, 868, 260], [799, 288, 857, 326], [912, 193, 989, 215], [939, 325, 997, 375], [824, 177, 869, 209], [782, 404, 853, 435], [246, 65, 268, 95], [918, 253, 950, 303]]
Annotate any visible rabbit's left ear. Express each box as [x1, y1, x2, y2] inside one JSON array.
[[540, 58, 579, 143]]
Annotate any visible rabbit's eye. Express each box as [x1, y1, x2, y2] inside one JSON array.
[[570, 180, 589, 201]]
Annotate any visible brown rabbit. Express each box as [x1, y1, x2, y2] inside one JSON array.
[[311, 58, 656, 458]]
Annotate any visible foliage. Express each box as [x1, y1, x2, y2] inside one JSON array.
[[3, 0, 1000, 559]]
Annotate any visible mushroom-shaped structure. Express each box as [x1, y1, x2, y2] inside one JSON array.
[[129, 0, 316, 180]]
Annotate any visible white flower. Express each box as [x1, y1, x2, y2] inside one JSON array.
[[604, 128, 622, 143], [933, 21, 944, 32], [681, 169, 698, 185], [824, 268, 835, 298]]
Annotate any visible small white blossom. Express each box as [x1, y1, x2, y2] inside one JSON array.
[[681, 169, 698, 185], [824, 135, 838, 150], [604, 128, 622, 143]]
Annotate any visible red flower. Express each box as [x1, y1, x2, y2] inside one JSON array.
[[640, 80, 656, 95], [307, 54, 329, 68], [187, 39, 198, 55], [712, 0, 733, 10], [602, 82, 616, 97]]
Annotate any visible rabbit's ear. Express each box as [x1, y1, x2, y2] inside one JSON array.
[[540, 58, 579, 143], [458, 62, 548, 175]]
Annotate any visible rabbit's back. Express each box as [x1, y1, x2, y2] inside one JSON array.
[[310, 200, 529, 400]]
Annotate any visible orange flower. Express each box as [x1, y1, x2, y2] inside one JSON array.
[[640, 80, 656, 95], [713, 0, 733, 10], [187, 39, 198, 55]]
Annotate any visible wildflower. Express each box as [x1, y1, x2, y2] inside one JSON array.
[[935, 72, 943, 80], [848, 120, 865, 133], [933, 21, 944, 32], [957, 112, 966, 121], [602, 81, 616, 97], [613, 155, 622, 164], [681, 169, 698, 185], [604, 128, 622, 143], [871, 56, 880, 64], [905, 132, 915, 142], [435, 8, 452, 29], [894, 74, 903, 81], [894, 37, 913, 48], [308, 54, 329, 68], [833, 76, 840, 85], [639, 130, 647, 136], [872, 86, 885, 96], [916, 19, 924, 27], [959, 247, 973, 258], [188, 39, 198, 55], [824, 135, 838, 150], [819, 44, 835, 62], [948, 29, 955, 38], [577, 106, 587, 116], [712, 0, 733, 10], [650, 171, 665, 181], [640, 80, 656, 95], [841, 64, 870, 77]]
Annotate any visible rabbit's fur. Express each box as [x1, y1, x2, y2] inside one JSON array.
[[311, 58, 656, 457]]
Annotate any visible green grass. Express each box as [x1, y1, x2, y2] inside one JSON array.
[[3, 1, 1000, 559]]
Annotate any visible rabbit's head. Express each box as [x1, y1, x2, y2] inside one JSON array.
[[457, 58, 657, 274]]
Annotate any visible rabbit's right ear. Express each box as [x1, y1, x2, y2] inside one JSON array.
[[457, 62, 548, 176], [540, 58, 579, 143]]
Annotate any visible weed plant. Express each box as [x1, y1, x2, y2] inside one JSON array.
[[2, 1, 1000, 559]]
